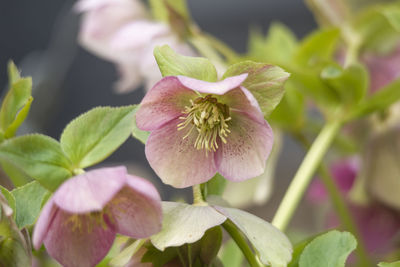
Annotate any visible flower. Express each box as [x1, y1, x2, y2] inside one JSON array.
[[136, 74, 274, 188], [32, 166, 162, 267], [75, 0, 195, 93], [308, 159, 400, 257]]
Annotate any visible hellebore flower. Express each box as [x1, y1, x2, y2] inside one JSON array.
[[32, 166, 162, 267], [308, 159, 400, 257], [75, 0, 195, 92], [136, 74, 274, 188]]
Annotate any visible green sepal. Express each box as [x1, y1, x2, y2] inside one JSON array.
[[0, 134, 73, 191], [223, 60, 290, 116], [60, 105, 137, 169], [154, 45, 218, 82], [378, 261, 400, 267]]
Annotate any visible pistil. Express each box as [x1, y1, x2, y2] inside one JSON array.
[[177, 95, 231, 152]]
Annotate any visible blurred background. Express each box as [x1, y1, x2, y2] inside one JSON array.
[[0, 0, 318, 232]]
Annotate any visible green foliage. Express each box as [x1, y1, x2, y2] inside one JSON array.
[[60, 106, 137, 169], [0, 61, 33, 141], [154, 45, 218, 82], [223, 61, 289, 116], [298, 230, 357, 267], [0, 134, 72, 191], [218, 239, 244, 267], [109, 239, 145, 267], [11, 181, 49, 229], [142, 245, 178, 267], [199, 226, 223, 265], [378, 261, 400, 267], [202, 173, 227, 197]]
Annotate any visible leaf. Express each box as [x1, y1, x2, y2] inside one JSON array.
[[320, 63, 368, 106], [109, 239, 145, 267], [132, 108, 149, 144], [248, 22, 298, 65], [60, 106, 137, 168], [150, 202, 226, 251], [348, 78, 400, 120], [218, 239, 244, 267], [294, 28, 340, 67], [142, 245, 178, 267], [202, 173, 227, 197], [0, 134, 73, 191], [154, 45, 218, 82], [298, 230, 357, 267], [223, 61, 290, 116], [382, 7, 400, 31], [11, 181, 49, 229], [200, 226, 223, 264], [0, 186, 15, 215], [215, 206, 292, 267], [0, 160, 32, 187], [0, 75, 32, 139], [378, 261, 400, 267], [7, 61, 21, 85]]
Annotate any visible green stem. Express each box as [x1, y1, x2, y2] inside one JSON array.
[[222, 220, 263, 267], [192, 184, 206, 205], [272, 119, 342, 231], [189, 36, 227, 69]]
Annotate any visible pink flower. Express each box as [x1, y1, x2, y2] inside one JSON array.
[[362, 45, 400, 93], [308, 159, 400, 256], [75, 0, 196, 93], [32, 166, 162, 267], [136, 74, 274, 188]]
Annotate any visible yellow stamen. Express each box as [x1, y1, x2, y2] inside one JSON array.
[[177, 95, 231, 153]]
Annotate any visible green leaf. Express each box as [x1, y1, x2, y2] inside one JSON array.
[[0, 134, 73, 191], [142, 245, 178, 267], [109, 239, 145, 267], [202, 173, 227, 197], [215, 206, 292, 267], [378, 261, 400, 267], [299, 230, 357, 267], [150, 202, 226, 251], [60, 106, 137, 168], [0, 186, 15, 216], [294, 28, 340, 67], [154, 45, 218, 82], [200, 226, 223, 264], [0, 160, 32, 187], [0, 77, 32, 139], [248, 22, 298, 65], [11, 181, 49, 229], [320, 63, 368, 106], [149, 0, 190, 22], [348, 78, 400, 120], [382, 7, 400, 31], [218, 239, 244, 267], [223, 61, 290, 116], [7, 61, 21, 85]]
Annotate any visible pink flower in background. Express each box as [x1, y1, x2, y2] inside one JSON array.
[[33, 166, 162, 267], [362, 45, 400, 93], [308, 159, 400, 256], [75, 0, 195, 93], [136, 74, 274, 188]]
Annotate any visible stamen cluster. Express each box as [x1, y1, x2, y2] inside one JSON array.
[[177, 95, 231, 152]]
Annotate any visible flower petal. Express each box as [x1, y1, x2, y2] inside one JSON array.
[[145, 118, 217, 188], [108, 175, 162, 238], [53, 166, 127, 213], [32, 199, 58, 250], [43, 210, 116, 267], [215, 112, 273, 181], [136, 77, 196, 131], [177, 74, 248, 95]]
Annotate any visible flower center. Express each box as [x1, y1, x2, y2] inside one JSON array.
[[177, 95, 231, 152], [64, 211, 110, 233]]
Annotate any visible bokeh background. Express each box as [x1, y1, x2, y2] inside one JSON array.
[[0, 0, 319, 233]]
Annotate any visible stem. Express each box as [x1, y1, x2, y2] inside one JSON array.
[[192, 184, 206, 205], [222, 220, 263, 267], [189, 36, 227, 69], [272, 119, 342, 231]]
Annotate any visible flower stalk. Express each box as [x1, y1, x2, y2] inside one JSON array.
[[272, 119, 342, 231]]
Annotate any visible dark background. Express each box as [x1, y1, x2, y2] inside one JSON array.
[[0, 0, 316, 224]]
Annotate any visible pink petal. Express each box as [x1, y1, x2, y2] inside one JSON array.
[[145, 118, 218, 188], [136, 76, 196, 131], [107, 175, 162, 238], [53, 166, 127, 214], [177, 74, 248, 95], [219, 86, 264, 123], [32, 199, 58, 250], [43, 209, 116, 267], [215, 112, 273, 181]]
